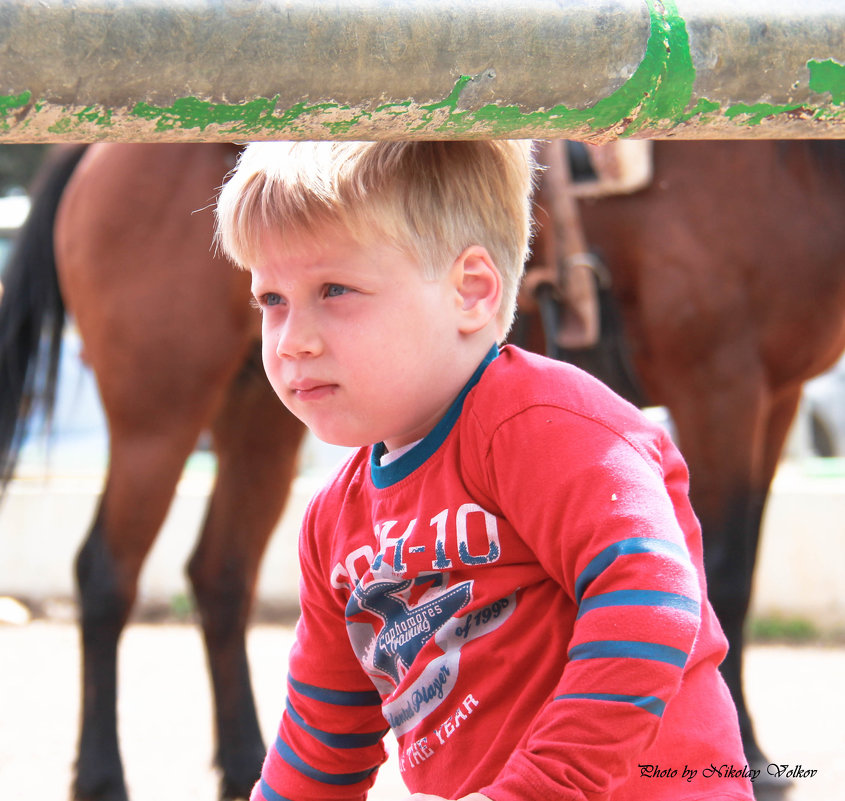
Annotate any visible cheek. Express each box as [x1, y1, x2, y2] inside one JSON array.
[[261, 336, 280, 379]]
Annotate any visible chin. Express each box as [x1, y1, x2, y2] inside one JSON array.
[[311, 427, 374, 450]]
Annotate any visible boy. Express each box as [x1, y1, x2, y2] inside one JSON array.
[[215, 140, 753, 801]]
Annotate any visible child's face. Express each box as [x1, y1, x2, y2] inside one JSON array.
[[251, 225, 472, 451]]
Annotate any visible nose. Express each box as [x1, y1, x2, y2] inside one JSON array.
[[273, 306, 323, 359]]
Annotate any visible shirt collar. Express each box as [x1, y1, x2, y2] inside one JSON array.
[[369, 344, 499, 489]]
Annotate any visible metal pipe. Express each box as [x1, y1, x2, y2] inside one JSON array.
[[0, 0, 842, 142]]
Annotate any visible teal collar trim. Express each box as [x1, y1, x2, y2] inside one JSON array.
[[370, 344, 499, 489]]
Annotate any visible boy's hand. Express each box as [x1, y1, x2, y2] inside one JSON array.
[[405, 795, 492, 801]]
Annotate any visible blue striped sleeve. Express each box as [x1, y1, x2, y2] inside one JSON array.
[[257, 777, 294, 801], [569, 639, 689, 668], [576, 589, 700, 620], [574, 537, 693, 604], [555, 692, 666, 717], [285, 697, 388, 749], [288, 674, 382, 707], [273, 734, 380, 786]]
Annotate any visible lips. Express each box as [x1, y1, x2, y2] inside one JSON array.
[[288, 378, 338, 401]]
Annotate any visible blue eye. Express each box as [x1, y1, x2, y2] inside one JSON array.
[[325, 284, 350, 298], [251, 292, 283, 312]]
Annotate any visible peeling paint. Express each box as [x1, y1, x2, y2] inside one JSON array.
[[716, 58, 845, 126], [45, 105, 114, 135], [674, 57, 845, 129], [681, 97, 721, 121], [132, 96, 307, 133], [120, 0, 692, 140], [724, 102, 806, 126], [0, 2, 842, 141], [403, 0, 695, 137], [809, 58, 845, 105], [0, 91, 31, 131]]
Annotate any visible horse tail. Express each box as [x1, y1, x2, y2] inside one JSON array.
[[0, 143, 89, 493]]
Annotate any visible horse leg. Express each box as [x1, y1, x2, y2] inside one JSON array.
[[75, 425, 206, 801], [187, 348, 305, 800], [671, 379, 808, 801], [713, 387, 805, 801], [55, 142, 257, 801], [712, 385, 804, 765], [660, 358, 776, 767]]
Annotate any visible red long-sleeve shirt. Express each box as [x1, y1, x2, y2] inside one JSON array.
[[253, 345, 753, 801]]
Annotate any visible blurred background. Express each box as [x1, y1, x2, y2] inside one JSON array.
[[0, 144, 842, 801]]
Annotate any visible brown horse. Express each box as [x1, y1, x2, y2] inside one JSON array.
[[0, 143, 306, 801], [520, 139, 845, 790], [1, 141, 843, 801]]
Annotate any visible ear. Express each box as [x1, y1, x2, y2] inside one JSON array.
[[449, 245, 503, 335]]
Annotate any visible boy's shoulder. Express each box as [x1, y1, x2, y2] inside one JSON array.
[[471, 345, 647, 433], [466, 345, 677, 472], [464, 345, 680, 490]]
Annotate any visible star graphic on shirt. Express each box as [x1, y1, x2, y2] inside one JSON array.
[[346, 573, 472, 683]]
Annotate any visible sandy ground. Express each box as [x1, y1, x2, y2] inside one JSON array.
[[1, 619, 842, 800]]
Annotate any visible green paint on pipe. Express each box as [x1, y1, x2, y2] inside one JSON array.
[[664, 58, 845, 129], [809, 58, 845, 105], [680, 97, 721, 122], [717, 59, 845, 127], [131, 94, 371, 137], [132, 96, 280, 132], [407, 0, 694, 136], [1, 4, 842, 139], [124, 0, 694, 138], [0, 91, 31, 130], [724, 101, 805, 126], [76, 106, 114, 126], [588, 0, 695, 133], [47, 117, 77, 135], [47, 105, 114, 134]]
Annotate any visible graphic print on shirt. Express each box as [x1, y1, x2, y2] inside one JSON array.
[[347, 572, 472, 683], [346, 566, 515, 736]]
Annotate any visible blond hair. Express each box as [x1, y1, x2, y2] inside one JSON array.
[[215, 140, 537, 333]]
